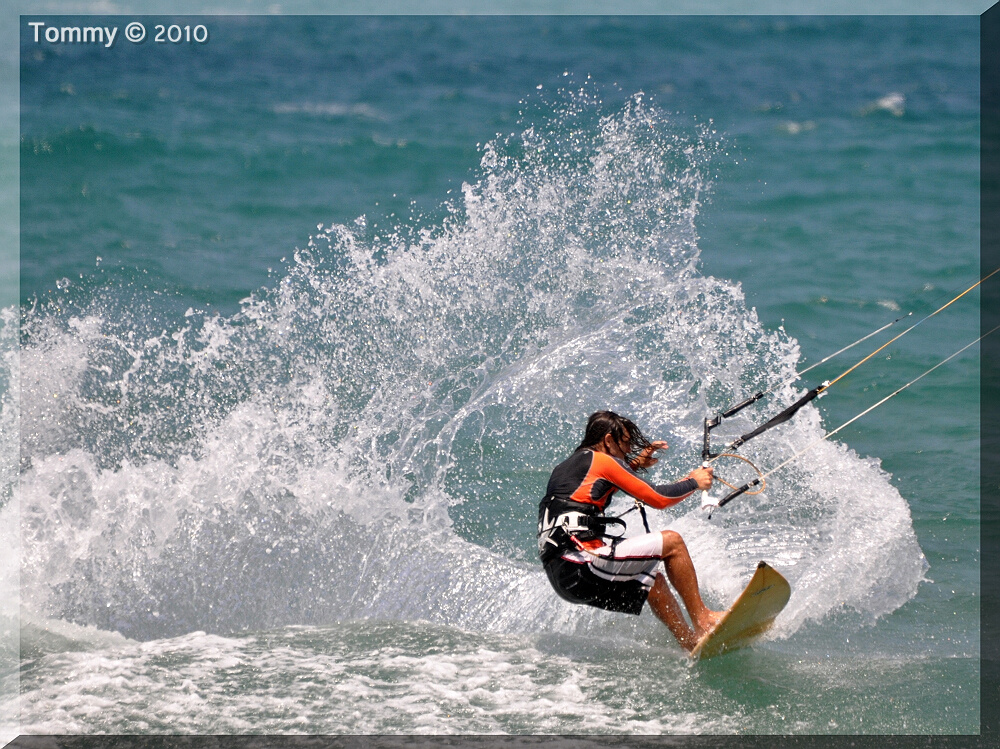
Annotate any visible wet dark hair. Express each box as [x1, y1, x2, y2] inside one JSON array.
[[576, 410, 653, 468]]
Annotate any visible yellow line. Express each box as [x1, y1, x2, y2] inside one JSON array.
[[820, 267, 999, 392]]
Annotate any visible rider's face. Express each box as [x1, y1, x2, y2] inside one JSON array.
[[600, 428, 632, 460], [613, 431, 632, 460]]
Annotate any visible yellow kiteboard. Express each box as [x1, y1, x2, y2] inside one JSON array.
[[690, 561, 791, 661]]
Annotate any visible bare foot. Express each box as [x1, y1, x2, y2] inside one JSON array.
[[677, 630, 700, 653], [693, 610, 724, 638]]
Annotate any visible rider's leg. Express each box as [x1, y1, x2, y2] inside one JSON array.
[[659, 530, 722, 637], [646, 573, 699, 651]]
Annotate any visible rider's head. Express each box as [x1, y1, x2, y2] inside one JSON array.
[[576, 410, 652, 466]]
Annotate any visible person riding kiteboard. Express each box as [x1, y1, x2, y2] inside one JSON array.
[[538, 410, 721, 651]]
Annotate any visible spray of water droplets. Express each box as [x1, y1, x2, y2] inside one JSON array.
[[5, 90, 925, 643]]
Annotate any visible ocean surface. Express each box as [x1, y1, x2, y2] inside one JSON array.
[[3, 14, 981, 735]]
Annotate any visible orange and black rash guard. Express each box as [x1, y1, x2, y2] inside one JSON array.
[[538, 449, 698, 560]]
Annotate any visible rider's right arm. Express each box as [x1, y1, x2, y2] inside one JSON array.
[[593, 452, 698, 510]]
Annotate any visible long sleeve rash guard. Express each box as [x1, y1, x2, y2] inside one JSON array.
[[537, 449, 697, 563], [541, 449, 698, 514]]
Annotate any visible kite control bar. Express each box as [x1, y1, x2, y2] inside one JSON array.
[[702, 385, 826, 464]]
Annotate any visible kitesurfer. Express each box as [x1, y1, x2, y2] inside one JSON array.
[[538, 411, 722, 651]]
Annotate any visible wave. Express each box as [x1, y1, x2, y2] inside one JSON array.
[[5, 88, 926, 643]]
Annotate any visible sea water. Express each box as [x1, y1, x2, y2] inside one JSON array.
[[3, 15, 980, 735]]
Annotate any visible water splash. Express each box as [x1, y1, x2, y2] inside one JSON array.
[[0, 306, 19, 699], [8, 89, 925, 643]]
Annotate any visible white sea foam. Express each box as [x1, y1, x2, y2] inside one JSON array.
[[10, 623, 741, 734], [6, 90, 926, 657], [860, 92, 906, 117]]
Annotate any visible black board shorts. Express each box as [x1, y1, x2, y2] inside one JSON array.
[[543, 556, 653, 616]]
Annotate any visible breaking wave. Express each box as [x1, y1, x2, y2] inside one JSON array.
[[6, 90, 925, 644]]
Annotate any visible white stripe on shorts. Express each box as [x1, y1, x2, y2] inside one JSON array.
[[562, 531, 663, 586]]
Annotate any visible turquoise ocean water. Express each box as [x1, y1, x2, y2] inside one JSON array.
[[3, 14, 982, 735]]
